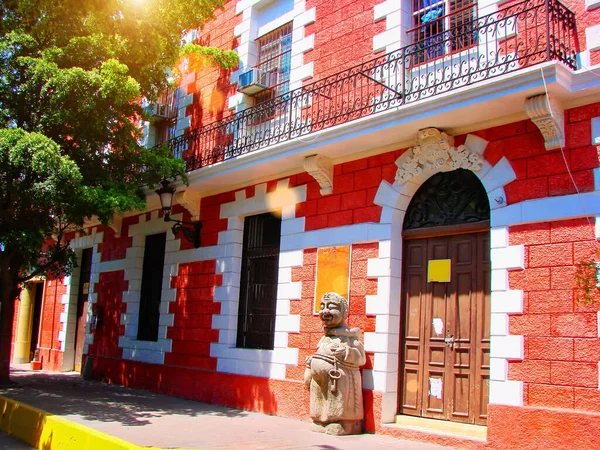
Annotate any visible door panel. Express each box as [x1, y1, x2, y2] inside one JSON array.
[[399, 231, 490, 425], [74, 248, 93, 371]]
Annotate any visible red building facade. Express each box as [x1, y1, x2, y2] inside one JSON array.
[[13, 0, 600, 448]]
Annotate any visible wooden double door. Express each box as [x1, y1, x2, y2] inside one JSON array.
[[399, 231, 490, 425]]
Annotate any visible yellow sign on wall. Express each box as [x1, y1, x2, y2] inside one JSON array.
[[315, 246, 350, 313], [427, 259, 451, 283]]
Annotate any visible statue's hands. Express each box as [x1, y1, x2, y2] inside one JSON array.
[[328, 343, 347, 359]]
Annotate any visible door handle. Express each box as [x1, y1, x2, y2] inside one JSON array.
[[444, 333, 455, 350]]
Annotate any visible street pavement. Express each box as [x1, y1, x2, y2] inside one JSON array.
[[0, 366, 456, 450], [0, 431, 33, 450]]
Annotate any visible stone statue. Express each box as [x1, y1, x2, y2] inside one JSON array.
[[304, 292, 366, 435]]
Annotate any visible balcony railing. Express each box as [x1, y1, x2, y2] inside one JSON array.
[[164, 0, 577, 172]]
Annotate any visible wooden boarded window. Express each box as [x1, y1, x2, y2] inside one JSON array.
[[137, 232, 167, 341], [236, 213, 282, 350]]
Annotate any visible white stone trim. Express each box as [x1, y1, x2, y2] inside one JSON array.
[[117, 213, 184, 365], [596, 215, 600, 241], [373, 0, 403, 54], [586, 0, 600, 9], [488, 225, 525, 406], [210, 179, 304, 380], [489, 379, 523, 406], [175, 75, 194, 138], [59, 229, 104, 371], [586, 24, 600, 51], [492, 191, 600, 227], [281, 223, 392, 251], [592, 117, 600, 145]]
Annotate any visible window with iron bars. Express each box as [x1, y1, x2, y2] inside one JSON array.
[[411, 0, 477, 64], [253, 22, 293, 106]]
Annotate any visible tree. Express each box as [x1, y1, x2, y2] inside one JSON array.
[[0, 0, 238, 381]]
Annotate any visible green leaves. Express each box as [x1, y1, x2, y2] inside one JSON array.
[[1, 0, 234, 283]]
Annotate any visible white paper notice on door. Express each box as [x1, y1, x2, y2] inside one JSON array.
[[429, 377, 443, 399], [432, 318, 444, 336]]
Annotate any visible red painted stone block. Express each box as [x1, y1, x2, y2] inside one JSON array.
[[509, 268, 551, 291], [574, 338, 600, 362], [317, 195, 341, 214], [509, 314, 551, 336], [529, 242, 574, 267], [568, 103, 600, 122], [341, 190, 367, 210], [574, 240, 600, 261], [200, 204, 221, 221], [550, 361, 598, 387], [353, 206, 381, 224], [526, 152, 568, 178], [327, 210, 353, 227], [487, 404, 600, 449], [305, 215, 328, 231], [568, 146, 600, 171], [354, 167, 382, 190], [550, 313, 598, 338], [503, 131, 546, 160], [528, 383, 574, 408], [565, 120, 591, 149], [333, 172, 355, 194], [550, 218, 596, 243], [549, 171, 595, 196], [574, 388, 600, 412], [528, 336, 574, 361], [341, 158, 368, 173], [504, 177, 549, 204], [529, 289, 574, 313], [509, 223, 551, 246], [549, 265, 577, 290], [508, 360, 551, 383]]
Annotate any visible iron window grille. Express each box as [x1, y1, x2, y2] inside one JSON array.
[[236, 213, 282, 350], [410, 0, 478, 64], [138, 232, 167, 342], [253, 22, 293, 107]]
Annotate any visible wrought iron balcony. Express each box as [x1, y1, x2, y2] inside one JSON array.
[[164, 0, 577, 172]]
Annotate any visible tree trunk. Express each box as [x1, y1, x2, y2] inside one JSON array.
[[0, 262, 20, 383]]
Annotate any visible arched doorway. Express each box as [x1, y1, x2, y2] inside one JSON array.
[[398, 168, 491, 425]]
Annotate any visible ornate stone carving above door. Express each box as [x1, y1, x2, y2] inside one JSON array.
[[394, 128, 485, 185]]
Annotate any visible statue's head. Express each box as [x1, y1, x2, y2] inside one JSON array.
[[318, 292, 348, 328]]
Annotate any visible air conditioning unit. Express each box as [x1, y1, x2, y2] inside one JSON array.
[[237, 68, 271, 95]]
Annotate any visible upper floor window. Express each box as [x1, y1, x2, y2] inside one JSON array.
[[254, 22, 293, 105], [411, 0, 477, 63], [145, 88, 178, 147]]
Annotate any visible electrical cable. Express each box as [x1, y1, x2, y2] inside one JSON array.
[[539, 68, 594, 229]]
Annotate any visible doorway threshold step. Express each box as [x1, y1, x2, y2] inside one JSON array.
[[392, 415, 487, 441]]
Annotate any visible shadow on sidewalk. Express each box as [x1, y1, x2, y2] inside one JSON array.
[[1, 368, 249, 427]]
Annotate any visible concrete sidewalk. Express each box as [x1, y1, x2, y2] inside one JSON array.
[[0, 366, 456, 450]]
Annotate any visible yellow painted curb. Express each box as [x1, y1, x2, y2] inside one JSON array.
[[0, 395, 163, 450]]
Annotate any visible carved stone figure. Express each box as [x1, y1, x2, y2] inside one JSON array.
[[304, 292, 366, 435]]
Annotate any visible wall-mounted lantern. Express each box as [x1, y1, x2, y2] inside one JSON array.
[[155, 179, 202, 248]]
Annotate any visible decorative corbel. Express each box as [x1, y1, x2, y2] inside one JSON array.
[[525, 94, 565, 151], [109, 214, 123, 238], [174, 189, 202, 221], [303, 155, 334, 195]]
